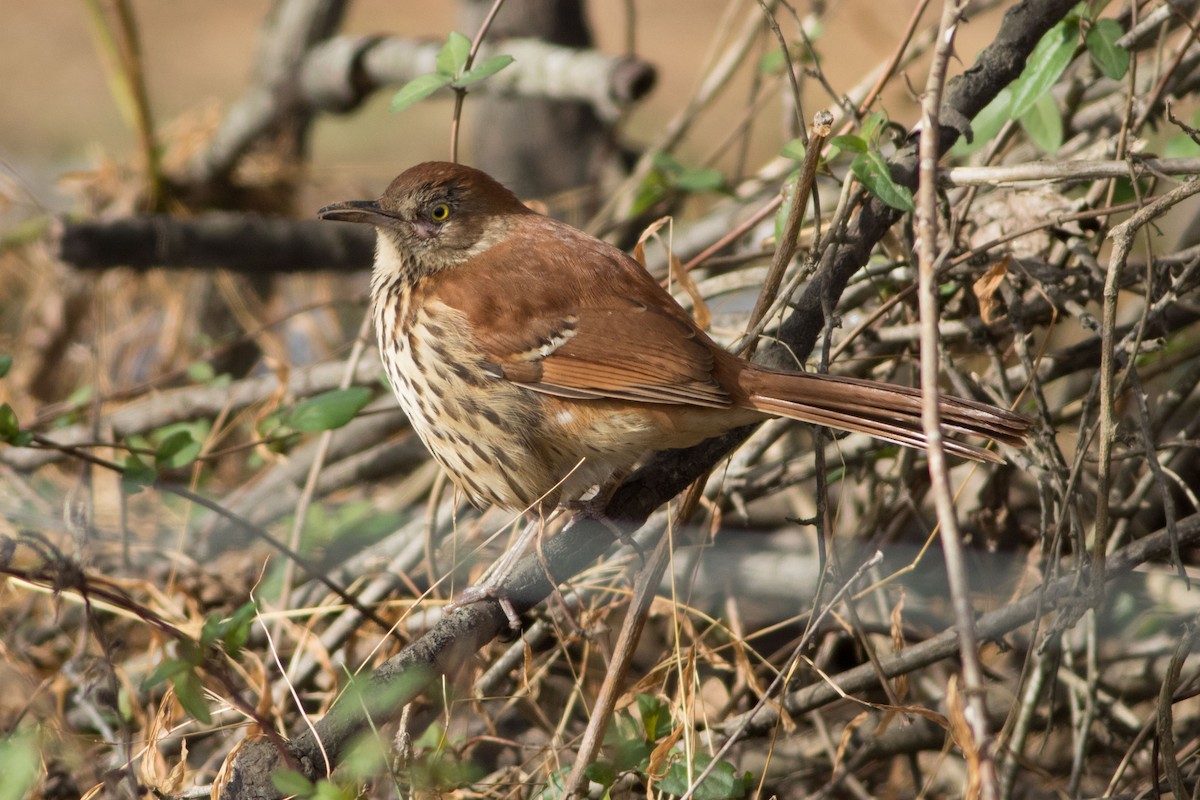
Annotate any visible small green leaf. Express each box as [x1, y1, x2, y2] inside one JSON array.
[[221, 602, 258, 656], [155, 430, 201, 469], [1009, 18, 1078, 119], [272, 768, 316, 797], [781, 138, 806, 161], [200, 613, 222, 649], [584, 760, 618, 787], [186, 360, 215, 383], [173, 670, 212, 724], [0, 729, 40, 800], [860, 111, 888, 143], [630, 168, 670, 217], [674, 167, 725, 193], [1019, 90, 1064, 153], [758, 48, 787, 74], [659, 753, 750, 800], [850, 151, 914, 212], [66, 383, 94, 408], [437, 31, 472, 77], [829, 134, 867, 154], [391, 73, 453, 112], [637, 693, 673, 741], [144, 658, 193, 690], [284, 387, 372, 433], [314, 781, 354, 800], [531, 769, 569, 800], [122, 454, 157, 490], [1086, 18, 1129, 79], [1165, 131, 1200, 158], [0, 403, 22, 444], [0, 355, 11, 379], [651, 153, 724, 193], [456, 54, 514, 86]]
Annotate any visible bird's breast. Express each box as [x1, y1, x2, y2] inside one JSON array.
[[372, 288, 554, 508]]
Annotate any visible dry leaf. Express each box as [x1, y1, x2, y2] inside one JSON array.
[[973, 257, 1010, 325], [634, 217, 712, 330]]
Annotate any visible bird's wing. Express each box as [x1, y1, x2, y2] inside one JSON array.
[[430, 219, 733, 408]]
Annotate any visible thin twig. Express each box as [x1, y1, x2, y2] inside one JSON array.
[[915, 3, 999, 798]]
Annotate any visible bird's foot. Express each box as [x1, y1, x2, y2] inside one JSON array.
[[445, 516, 545, 632], [447, 582, 522, 632], [564, 497, 641, 559]]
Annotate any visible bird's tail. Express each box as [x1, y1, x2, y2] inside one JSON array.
[[738, 366, 1031, 464]]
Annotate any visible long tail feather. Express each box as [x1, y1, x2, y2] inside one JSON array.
[[740, 368, 1031, 464]]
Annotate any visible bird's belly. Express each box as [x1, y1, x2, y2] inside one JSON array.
[[376, 308, 736, 510]]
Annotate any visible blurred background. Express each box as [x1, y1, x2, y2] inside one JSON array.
[[1, 0, 1006, 218]]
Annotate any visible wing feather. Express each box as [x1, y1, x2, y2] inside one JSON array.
[[427, 218, 732, 409]]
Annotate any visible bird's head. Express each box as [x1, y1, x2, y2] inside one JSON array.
[[318, 161, 531, 280]]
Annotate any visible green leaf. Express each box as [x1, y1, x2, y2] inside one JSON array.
[[122, 454, 157, 490], [662, 753, 744, 796], [649, 152, 724, 193], [758, 48, 787, 75], [314, 781, 355, 800], [584, 760, 618, 787], [630, 169, 670, 217], [1165, 131, 1200, 158], [200, 613, 222, 649], [829, 134, 867, 154], [531, 769, 569, 800], [222, 601, 258, 656], [391, 73, 453, 112], [186, 360, 215, 383], [456, 54, 514, 86], [155, 430, 201, 469], [860, 111, 888, 143], [637, 693, 673, 741], [850, 151, 914, 212], [0, 403, 23, 445], [0, 354, 11, 379], [1019, 90, 1064, 153], [603, 711, 651, 772], [144, 657, 193, 690], [272, 768, 316, 797], [674, 167, 725, 193], [1086, 18, 1129, 79], [659, 753, 750, 800], [781, 138, 806, 161], [0, 729, 40, 800], [66, 383, 94, 408], [173, 670, 212, 724], [1009, 18, 1078, 119], [284, 387, 372, 433], [437, 31, 472, 77]]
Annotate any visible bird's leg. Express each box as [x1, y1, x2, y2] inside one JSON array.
[[448, 512, 549, 630]]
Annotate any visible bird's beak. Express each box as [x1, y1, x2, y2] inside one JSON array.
[[317, 199, 399, 226]]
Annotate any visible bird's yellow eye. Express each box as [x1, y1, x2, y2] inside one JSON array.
[[429, 203, 451, 222]]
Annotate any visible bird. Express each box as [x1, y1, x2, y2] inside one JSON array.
[[318, 161, 1030, 615]]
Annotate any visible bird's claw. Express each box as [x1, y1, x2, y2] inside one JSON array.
[[448, 583, 522, 632]]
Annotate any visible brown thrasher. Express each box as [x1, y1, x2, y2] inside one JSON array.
[[319, 162, 1029, 613]]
